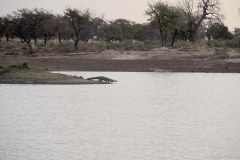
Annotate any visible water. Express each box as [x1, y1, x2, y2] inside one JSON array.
[[1, 72, 240, 160]]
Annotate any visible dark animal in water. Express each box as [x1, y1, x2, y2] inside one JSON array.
[[87, 76, 117, 83]]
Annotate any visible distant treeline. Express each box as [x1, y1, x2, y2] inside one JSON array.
[[0, 0, 240, 53]]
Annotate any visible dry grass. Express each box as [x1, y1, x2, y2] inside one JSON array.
[[0, 39, 106, 55]]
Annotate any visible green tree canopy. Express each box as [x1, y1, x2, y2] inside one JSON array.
[[110, 19, 135, 40], [0, 17, 7, 40], [98, 23, 123, 41], [145, 1, 181, 47], [3, 8, 52, 54], [206, 23, 233, 40], [64, 7, 97, 52]]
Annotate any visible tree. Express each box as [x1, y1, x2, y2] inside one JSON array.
[[146, 1, 181, 47], [178, 0, 223, 42], [110, 19, 135, 40], [0, 17, 6, 41], [38, 14, 56, 45], [131, 23, 160, 41], [64, 7, 97, 52], [233, 28, 240, 39], [3, 8, 51, 54], [51, 15, 72, 42], [169, 12, 193, 46], [206, 23, 233, 40], [98, 23, 123, 41]]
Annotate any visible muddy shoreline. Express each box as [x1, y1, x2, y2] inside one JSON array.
[[1, 48, 240, 73], [0, 68, 103, 84], [1, 55, 240, 73]]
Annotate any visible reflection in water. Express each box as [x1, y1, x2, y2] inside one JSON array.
[[1, 72, 240, 160]]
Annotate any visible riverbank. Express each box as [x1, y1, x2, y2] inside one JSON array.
[[0, 68, 101, 84], [1, 48, 240, 73]]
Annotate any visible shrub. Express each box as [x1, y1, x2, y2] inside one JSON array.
[[8, 62, 29, 69], [6, 43, 14, 49], [0, 66, 11, 73], [144, 40, 158, 48], [214, 47, 229, 55], [21, 45, 27, 49], [121, 40, 142, 50], [8, 64, 18, 68], [78, 41, 105, 52], [104, 40, 150, 51], [36, 43, 45, 48], [21, 62, 29, 69], [207, 39, 240, 48]]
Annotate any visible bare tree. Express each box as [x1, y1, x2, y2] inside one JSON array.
[[177, 0, 223, 41]]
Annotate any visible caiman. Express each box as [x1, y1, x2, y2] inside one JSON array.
[[87, 76, 117, 83]]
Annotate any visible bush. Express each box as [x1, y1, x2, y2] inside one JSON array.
[[6, 43, 14, 49], [104, 40, 155, 51], [122, 40, 144, 50], [78, 41, 105, 52], [207, 39, 240, 48], [21, 44, 27, 49], [0, 66, 11, 73], [36, 43, 45, 48], [144, 40, 158, 48], [21, 62, 29, 69], [8, 62, 29, 69], [214, 47, 229, 55]]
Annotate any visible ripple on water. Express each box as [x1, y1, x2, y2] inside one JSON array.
[[1, 72, 240, 160]]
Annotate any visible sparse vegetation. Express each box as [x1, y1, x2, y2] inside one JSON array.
[[207, 39, 240, 48], [0, 64, 100, 84], [0, 3, 239, 54], [103, 40, 161, 51], [1, 62, 29, 73], [214, 47, 229, 55], [0, 66, 11, 73]]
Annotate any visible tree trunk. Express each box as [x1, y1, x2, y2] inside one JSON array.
[[192, 27, 198, 42], [6, 35, 9, 42], [164, 33, 167, 46], [27, 42, 34, 54], [43, 33, 47, 44], [34, 38, 37, 45], [171, 29, 178, 47], [159, 29, 164, 47], [44, 37, 47, 44], [74, 40, 79, 53], [58, 33, 62, 43]]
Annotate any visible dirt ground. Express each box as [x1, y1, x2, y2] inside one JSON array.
[[1, 47, 240, 73]]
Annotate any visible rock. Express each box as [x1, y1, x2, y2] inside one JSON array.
[[230, 55, 240, 59], [0, 69, 3, 74]]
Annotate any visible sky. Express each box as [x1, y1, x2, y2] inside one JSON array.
[[0, 0, 239, 31]]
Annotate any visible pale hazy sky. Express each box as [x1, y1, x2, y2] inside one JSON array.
[[0, 0, 239, 31]]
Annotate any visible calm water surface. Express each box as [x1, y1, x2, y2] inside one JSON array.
[[1, 72, 240, 160]]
